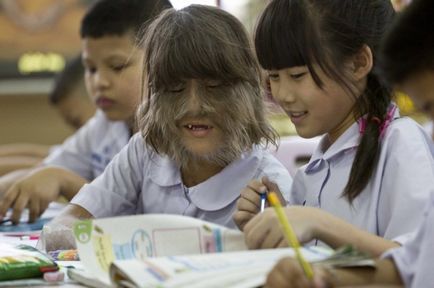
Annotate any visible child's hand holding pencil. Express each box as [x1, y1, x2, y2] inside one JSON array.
[[242, 205, 321, 250], [233, 176, 286, 231], [267, 192, 314, 279]]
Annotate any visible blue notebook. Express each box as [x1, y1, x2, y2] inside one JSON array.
[[0, 218, 51, 232], [0, 202, 66, 232]]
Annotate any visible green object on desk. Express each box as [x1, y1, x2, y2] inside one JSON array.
[[0, 243, 58, 281]]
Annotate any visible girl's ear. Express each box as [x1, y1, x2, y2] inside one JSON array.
[[351, 45, 373, 81]]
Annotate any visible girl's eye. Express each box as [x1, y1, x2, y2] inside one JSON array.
[[111, 64, 128, 72], [86, 66, 97, 74], [206, 83, 223, 88], [168, 85, 185, 93], [290, 72, 306, 79], [204, 80, 224, 88], [268, 73, 279, 81]]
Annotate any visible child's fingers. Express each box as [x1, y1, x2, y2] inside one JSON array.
[[0, 185, 19, 220], [266, 258, 312, 288], [262, 176, 286, 205], [40, 202, 49, 217], [262, 176, 280, 193], [259, 229, 284, 249], [277, 238, 288, 248], [232, 210, 256, 231], [264, 266, 289, 288], [28, 199, 40, 223], [246, 179, 267, 194], [243, 215, 271, 249], [11, 192, 29, 224], [237, 191, 260, 213]]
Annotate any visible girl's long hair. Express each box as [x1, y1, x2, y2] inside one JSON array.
[[256, 0, 395, 202], [137, 5, 277, 167]]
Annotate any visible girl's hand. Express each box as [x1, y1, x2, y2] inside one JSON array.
[[233, 176, 285, 231], [243, 206, 325, 249], [233, 179, 265, 230], [265, 257, 332, 288]]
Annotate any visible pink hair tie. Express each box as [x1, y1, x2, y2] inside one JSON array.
[[378, 105, 397, 138], [358, 105, 397, 139], [358, 117, 367, 135]]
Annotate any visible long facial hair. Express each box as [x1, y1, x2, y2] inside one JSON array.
[[138, 81, 263, 169]]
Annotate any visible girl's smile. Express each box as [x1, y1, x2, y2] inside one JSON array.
[[287, 110, 308, 125], [183, 123, 214, 138]]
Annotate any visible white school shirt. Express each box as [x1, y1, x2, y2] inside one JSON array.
[[383, 190, 434, 288], [290, 107, 434, 244], [423, 120, 433, 138], [71, 133, 293, 229], [43, 110, 130, 181]]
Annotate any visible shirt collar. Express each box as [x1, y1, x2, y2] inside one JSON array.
[[306, 104, 401, 173], [150, 154, 182, 187], [150, 147, 264, 211], [308, 121, 360, 168]]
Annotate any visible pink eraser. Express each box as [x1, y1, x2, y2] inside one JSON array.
[[43, 271, 65, 282]]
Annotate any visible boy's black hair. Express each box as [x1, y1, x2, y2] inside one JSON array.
[[256, 0, 395, 202], [49, 55, 84, 105], [80, 0, 172, 40], [380, 0, 434, 85]]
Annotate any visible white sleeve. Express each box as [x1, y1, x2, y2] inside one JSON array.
[[43, 114, 101, 180], [377, 119, 434, 243], [70, 133, 146, 218], [256, 152, 293, 205], [383, 194, 434, 287]]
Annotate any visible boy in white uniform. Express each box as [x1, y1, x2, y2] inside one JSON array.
[[0, 0, 172, 224]]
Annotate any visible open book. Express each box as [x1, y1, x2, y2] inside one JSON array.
[[107, 247, 329, 288], [70, 214, 354, 288]]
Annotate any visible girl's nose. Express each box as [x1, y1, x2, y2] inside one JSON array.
[[94, 72, 110, 89], [272, 84, 296, 105], [186, 80, 202, 112]]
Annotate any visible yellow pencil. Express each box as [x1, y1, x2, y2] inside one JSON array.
[[267, 192, 314, 279]]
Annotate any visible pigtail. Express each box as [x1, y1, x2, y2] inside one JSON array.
[[344, 74, 392, 202], [255, 0, 395, 202]]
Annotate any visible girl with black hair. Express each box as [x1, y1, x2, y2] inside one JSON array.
[[234, 0, 434, 258]]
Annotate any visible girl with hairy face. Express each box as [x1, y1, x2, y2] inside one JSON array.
[[46, 4, 293, 241], [138, 4, 278, 179]]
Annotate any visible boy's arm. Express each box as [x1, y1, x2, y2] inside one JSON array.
[[0, 156, 43, 176], [50, 203, 94, 225], [0, 143, 51, 158], [44, 166, 88, 200], [0, 168, 32, 194], [0, 166, 88, 224]]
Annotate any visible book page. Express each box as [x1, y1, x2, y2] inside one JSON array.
[[73, 214, 247, 284], [110, 247, 331, 288]]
